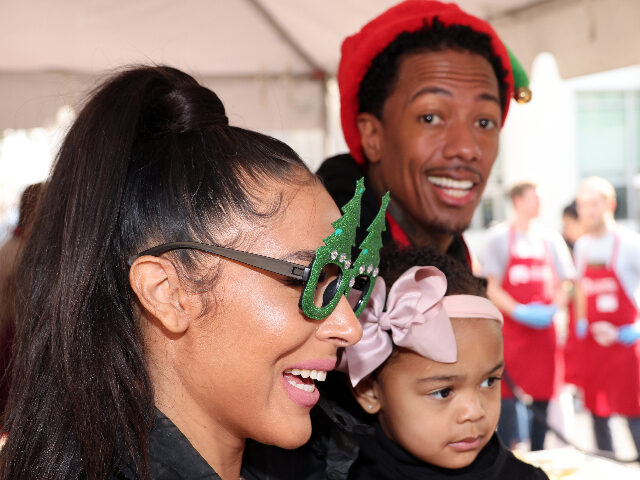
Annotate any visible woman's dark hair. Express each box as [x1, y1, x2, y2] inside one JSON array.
[[358, 17, 509, 120], [379, 244, 487, 297], [16, 182, 44, 233], [1, 65, 312, 480]]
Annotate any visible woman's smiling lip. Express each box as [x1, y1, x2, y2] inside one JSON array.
[[281, 358, 336, 409], [447, 435, 483, 452]]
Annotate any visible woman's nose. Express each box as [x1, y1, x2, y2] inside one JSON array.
[[316, 295, 363, 347]]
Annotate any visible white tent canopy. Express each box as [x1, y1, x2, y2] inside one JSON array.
[[2, 0, 639, 134]]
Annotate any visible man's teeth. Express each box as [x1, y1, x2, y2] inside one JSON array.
[[284, 369, 327, 381], [427, 176, 473, 190]]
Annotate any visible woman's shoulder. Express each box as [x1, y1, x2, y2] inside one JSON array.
[[111, 410, 223, 480]]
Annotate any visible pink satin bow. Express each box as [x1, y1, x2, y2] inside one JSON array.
[[340, 266, 457, 386]]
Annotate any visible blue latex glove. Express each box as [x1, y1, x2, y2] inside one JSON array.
[[575, 318, 588, 339], [512, 303, 557, 329], [618, 323, 640, 346]]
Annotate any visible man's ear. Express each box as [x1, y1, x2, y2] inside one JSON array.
[[357, 113, 383, 164], [129, 256, 193, 334], [352, 376, 382, 414]]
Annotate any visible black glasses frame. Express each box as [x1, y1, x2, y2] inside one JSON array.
[[128, 241, 311, 281]]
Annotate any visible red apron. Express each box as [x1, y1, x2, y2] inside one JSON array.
[[562, 299, 586, 388], [501, 227, 557, 401], [581, 235, 640, 416]]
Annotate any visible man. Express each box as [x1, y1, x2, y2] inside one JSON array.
[[574, 176, 640, 455], [317, 0, 530, 267], [483, 181, 575, 450]]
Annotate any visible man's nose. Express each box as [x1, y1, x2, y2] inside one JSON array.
[[443, 122, 481, 162]]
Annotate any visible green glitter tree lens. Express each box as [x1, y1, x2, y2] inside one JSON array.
[[299, 178, 389, 320]]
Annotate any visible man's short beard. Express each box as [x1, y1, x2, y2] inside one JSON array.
[[424, 216, 470, 236]]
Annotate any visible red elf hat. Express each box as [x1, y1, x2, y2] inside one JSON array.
[[338, 0, 516, 165]]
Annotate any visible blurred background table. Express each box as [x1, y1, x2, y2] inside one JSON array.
[[517, 447, 640, 479]]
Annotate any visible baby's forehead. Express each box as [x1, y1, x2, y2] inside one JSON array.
[[450, 316, 503, 335]]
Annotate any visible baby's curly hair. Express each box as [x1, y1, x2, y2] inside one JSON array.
[[379, 244, 487, 297]]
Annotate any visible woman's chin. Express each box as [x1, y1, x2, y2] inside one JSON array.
[[262, 418, 312, 449]]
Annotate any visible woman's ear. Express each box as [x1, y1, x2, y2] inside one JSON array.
[[356, 113, 383, 164], [129, 256, 193, 334], [352, 376, 382, 414]]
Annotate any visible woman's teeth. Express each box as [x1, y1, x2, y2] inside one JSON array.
[[284, 369, 327, 392], [285, 369, 327, 381]]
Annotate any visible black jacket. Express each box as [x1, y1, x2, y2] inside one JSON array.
[[316, 154, 470, 266], [350, 422, 550, 480], [113, 410, 222, 479]]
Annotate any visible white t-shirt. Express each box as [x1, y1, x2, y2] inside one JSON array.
[[573, 225, 640, 309], [481, 222, 576, 282]]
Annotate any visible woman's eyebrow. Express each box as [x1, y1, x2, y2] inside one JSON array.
[[281, 249, 316, 264]]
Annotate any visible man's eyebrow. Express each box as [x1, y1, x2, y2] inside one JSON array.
[[409, 87, 500, 106], [409, 86, 451, 103], [478, 92, 501, 105], [282, 249, 316, 264]]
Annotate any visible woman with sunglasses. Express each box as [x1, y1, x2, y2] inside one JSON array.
[[0, 65, 388, 480]]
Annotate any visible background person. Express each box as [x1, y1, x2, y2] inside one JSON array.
[[0, 182, 43, 417], [574, 176, 640, 456], [317, 0, 531, 267], [482, 181, 575, 450], [561, 201, 582, 253], [0, 65, 368, 480], [560, 200, 586, 391]]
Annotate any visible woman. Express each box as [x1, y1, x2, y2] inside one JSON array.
[[0, 66, 387, 479]]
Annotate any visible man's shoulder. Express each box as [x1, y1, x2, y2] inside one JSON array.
[[316, 153, 366, 199], [616, 224, 640, 244], [484, 222, 510, 243]]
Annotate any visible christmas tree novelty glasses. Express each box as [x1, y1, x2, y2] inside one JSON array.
[[128, 178, 389, 320]]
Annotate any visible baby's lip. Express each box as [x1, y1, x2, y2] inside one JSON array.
[[447, 435, 483, 451]]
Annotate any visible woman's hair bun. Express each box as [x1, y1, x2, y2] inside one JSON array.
[[143, 84, 228, 136]]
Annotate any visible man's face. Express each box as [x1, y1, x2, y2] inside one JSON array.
[[514, 187, 540, 220], [576, 187, 613, 234], [362, 49, 501, 235]]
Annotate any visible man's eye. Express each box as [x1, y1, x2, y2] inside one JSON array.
[[476, 118, 497, 129], [419, 113, 442, 125], [429, 387, 452, 399]]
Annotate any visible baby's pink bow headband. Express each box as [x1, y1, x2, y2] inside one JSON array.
[[339, 266, 503, 386]]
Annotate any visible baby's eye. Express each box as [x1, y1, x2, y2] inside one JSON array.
[[419, 113, 443, 125], [476, 118, 497, 130], [429, 387, 452, 399], [481, 376, 502, 388]]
